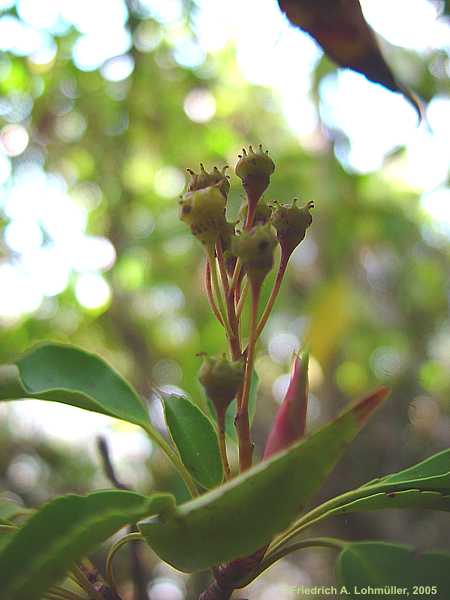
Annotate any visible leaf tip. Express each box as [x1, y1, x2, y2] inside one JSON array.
[[352, 386, 390, 426]]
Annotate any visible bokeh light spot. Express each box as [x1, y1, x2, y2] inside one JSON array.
[[1, 124, 29, 156], [101, 54, 135, 82], [75, 273, 112, 310], [183, 88, 216, 123], [153, 166, 185, 198]]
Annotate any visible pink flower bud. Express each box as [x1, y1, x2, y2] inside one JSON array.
[[263, 351, 309, 459]]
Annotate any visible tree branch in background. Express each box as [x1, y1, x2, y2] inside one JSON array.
[[97, 437, 148, 600]]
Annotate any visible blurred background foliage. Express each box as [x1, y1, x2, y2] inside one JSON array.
[[0, 0, 449, 598]]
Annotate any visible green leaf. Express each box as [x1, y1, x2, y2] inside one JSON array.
[[138, 387, 388, 572], [0, 490, 175, 600], [0, 345, 200, 497], [336, 489, 450, 515], [163, 394, 223, 489], [375, 448, 450, 487], [337, 542, 450, 600], [332, 450, 450, 516], [294, 449, 450, 530], [0, 343, 149, 428]]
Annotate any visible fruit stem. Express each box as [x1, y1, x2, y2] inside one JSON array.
[[216, 407, 231, 480], [236, 280, 260, 471], [216, 240, 241, 359], [255, 250, 289, 340], [204, 260, 224, 326]]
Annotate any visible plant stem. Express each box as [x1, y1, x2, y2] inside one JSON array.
[[71, 563, 108, 600], [236, 537, 346, 589], [47, 588, 86, 600], [208, 246, 228, 326], [216, 408, 231, 480], [198, 581, 233, 600], [142, 423, 198, 497], [97, 436, 130, 491], [227, 188, 258, 304], [236, 281, 260, 471], [268, 478, 416, 554], [45, 593, 83, 600], [236, 278, 248, 319], [217, 240, 241, 359], [204, 260, 224, 326], [215, 239, 229, 296], [255, 252, 289, 340], [97, 436, 147, 600], [208, 245, 242, 359], [106, 532, 144, 593]]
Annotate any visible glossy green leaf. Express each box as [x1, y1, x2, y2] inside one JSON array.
[[0, 344, 149, 428], [337, 542, 450, 599], [331, 450, 450, 517], [138, 387, 388, 572], [0, 490, 175, 600], [375, 448, 450, 487], [0, 346, 200, 497], [336, 489, 450, 515], [163, 394, 223, 489], [278, 450, 450, 549], [291, 449, 450, 532]]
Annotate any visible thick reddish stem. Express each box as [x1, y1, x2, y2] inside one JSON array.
[[236, 280, 260, 471], [199, 547, 266, 600]]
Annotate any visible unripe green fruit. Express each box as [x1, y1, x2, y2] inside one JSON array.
[[198, 355, 244, 412], [232, 223, 278, 286], [239, 198, 272, 225], [271, 199, 314, 255], [179, 186, 227, 245], [187, 164, 230, 198], [235, 145, 275, 181]]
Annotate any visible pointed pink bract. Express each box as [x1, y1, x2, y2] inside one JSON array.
[[263, 352, 309, 459]]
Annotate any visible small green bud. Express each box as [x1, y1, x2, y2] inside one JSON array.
[[271, 199, 314, 256], [235, 145, 275, 181], [179, 186, 227, 245], [232, 223, 277, 287], [187, 164, 230, 198], [239, 197, 272, 226], [198, 354, 244, 413]]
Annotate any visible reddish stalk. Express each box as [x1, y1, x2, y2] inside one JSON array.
[[228, 186, 259, 303], [255, 251, 289, 339], [216, 240, 241, 360], [235, 280, 260, 471], [204, 259, 224, 326], [216, 407, 231, 480]]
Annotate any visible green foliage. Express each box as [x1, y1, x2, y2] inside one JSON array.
[[1, 344, 149, 428], [277, 450, 450, 547], [0, 344, 199, 496], [337, 542, 450, 600], [138, 389, 386, 572], [0, 490, 174, 600], [162, 394, 223, 489]]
